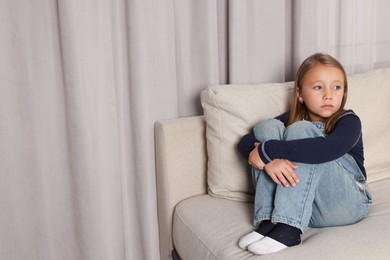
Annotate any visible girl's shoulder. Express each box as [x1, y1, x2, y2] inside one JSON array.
[[335, 109, 362, 129], [338, 109, 360, 120]]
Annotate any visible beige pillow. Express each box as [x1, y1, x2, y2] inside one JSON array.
[[346, 69, 390, 182], [201, 69, 390, 202], [201, 82, 294, 201]]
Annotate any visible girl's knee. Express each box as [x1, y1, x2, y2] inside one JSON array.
[[284, 121, 325, 141], [253, 119, 284, 142]]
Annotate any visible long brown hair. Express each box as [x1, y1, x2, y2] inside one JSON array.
[[288, 53, 348, 134]]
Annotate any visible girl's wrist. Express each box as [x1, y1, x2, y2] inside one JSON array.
[[259, 161, 266, 170], [256, 155, 266, 170], [255, 143, 266, 170]]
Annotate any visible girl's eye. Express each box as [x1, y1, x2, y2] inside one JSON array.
[[313, 85, 322, 90], [334, 85, 342, 90]]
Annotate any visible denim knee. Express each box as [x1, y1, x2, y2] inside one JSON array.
[[253, 119, 285, 142], [284, 120, 325, 141]]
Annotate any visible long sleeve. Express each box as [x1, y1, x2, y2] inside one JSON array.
[[258, 111, 362, 165], [237, 133, 258, 159]]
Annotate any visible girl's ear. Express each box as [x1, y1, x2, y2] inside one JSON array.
[[296, 88, 303, 103]]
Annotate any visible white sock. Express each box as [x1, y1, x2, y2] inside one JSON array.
[[238, 231, 264, 250], [247, 236, 287, 255]]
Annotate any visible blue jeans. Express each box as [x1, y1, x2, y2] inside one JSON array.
[[251, 119, 372, 232]]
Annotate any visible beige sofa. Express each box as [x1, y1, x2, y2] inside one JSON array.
[[155, 69, 390, 260]]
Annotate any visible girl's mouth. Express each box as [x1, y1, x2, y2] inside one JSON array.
[[321, 104, 334, 109]]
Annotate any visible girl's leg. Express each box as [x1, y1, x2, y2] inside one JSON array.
[[252, 119, 285, 223], [251, 119, 285, 187], [249, 121, 372, 254], [239, 119, 285, 249], [309, 154, 372, 228], [270, 121, 371, 231], [249, 121, 321, 254], [269, 121, 332, 230]]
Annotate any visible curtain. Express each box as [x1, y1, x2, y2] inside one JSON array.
[[1, 1, 389, 259], [293, 0, 390, 74]]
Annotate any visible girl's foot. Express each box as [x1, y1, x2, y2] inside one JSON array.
[[238, 220, 276, 249], [247, 223, 301, 255], [238, 231, 264, 249]]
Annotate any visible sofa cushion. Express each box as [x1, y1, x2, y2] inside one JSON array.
[[346, 70, 390, 182], [201, 69, 390, 201], [173, 177, 390, 259], [201, 82, 294, 201]]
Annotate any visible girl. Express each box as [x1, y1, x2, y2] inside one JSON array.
[[237, 53, 372, 255]]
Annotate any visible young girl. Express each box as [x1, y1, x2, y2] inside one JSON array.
[[237, 53, 372, 255]]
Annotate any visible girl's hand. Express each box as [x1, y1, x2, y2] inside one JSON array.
[[248, 143, 266, 170], [264, 159, 299, 187]]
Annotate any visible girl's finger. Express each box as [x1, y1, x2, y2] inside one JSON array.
[[284, 166, 299, 186], [275, 171, 290, 187], [284, 171, 298, 187], [267, 171, 281, 185]]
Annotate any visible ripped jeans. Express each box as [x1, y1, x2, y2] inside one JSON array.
[[251, 119, 372, 232]]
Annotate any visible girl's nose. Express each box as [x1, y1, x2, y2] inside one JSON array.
[[323, 88, 333, 100]]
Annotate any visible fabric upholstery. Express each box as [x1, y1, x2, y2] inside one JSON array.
[[154, 116, 208, 258], [173, 178, 390, 259]]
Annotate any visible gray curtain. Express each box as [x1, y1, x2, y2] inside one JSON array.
[[1, 0, 389, 259]]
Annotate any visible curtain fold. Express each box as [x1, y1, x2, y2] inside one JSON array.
[[293, 0, 390, 75], [1, 1, 390, 259], [173, 0, 222, 116], [229, 0, 288, 83]]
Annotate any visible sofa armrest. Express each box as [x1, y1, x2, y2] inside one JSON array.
[[154, 116, 208, 259]]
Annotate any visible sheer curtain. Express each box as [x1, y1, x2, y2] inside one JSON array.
[[293, 0, 390, 74], [1, 1, 389, 260]]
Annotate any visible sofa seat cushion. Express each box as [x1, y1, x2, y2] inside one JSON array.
[[173, 177, 390, 260]]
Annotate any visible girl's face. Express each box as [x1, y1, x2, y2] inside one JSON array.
[[298, 64, 345, 122]]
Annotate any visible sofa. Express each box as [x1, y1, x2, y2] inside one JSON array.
[[155, 69, 390, 260]]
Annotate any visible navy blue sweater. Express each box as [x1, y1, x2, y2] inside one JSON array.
[[237, 110, 366, 178]]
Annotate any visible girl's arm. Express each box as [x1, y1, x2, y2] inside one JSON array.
[[258, 112, 362, 164], [237, 133, 258, 159], [249, 143, 299, 187], [237, 112, 299, 187]]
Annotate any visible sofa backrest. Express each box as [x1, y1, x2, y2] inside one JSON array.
[[201, 68, 390, 202]]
